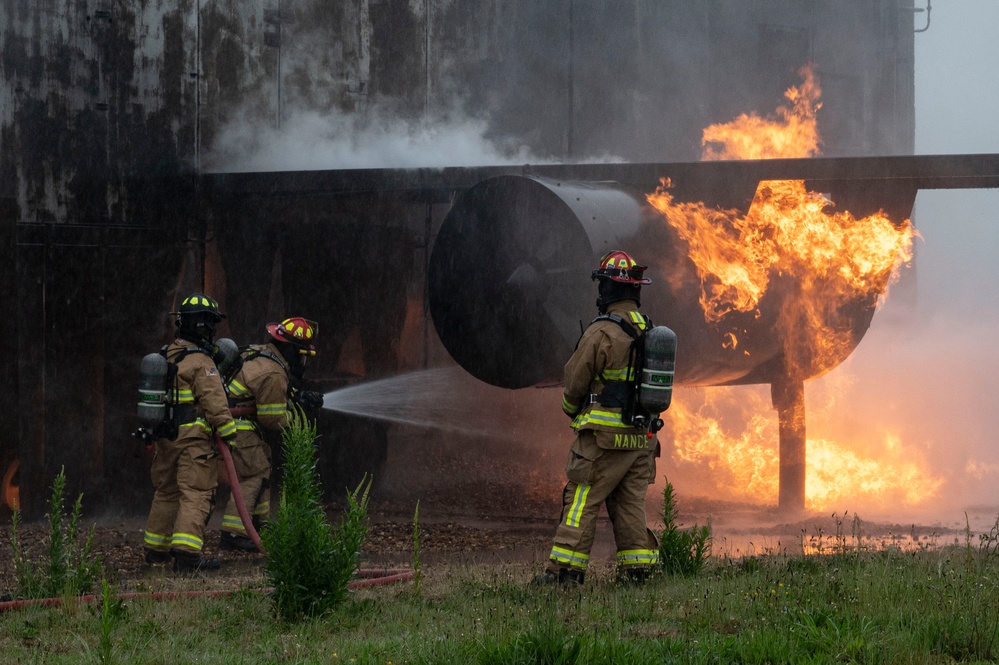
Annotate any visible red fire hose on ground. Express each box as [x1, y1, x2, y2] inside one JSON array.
[[0, 568, 416, 613]]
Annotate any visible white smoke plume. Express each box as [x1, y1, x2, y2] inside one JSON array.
[[203, 107, 622, 173]]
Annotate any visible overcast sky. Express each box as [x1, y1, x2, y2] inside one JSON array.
[[811, 0, 999, 524]]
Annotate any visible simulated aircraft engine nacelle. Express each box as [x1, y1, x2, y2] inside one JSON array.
[[428, 174, 877, 391]]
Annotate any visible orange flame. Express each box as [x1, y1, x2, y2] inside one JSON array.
[[649, 64, 937, 510], [662, 387, 944, 510], [701, 64, 822, 160], [649, 178, 915, 375], [648, 64, 916, 377]]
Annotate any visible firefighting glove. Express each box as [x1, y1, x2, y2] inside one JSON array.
[[222, 433, 238, 448], [293, 390, 324, 414]]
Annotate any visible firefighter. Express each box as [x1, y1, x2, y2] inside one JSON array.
[[220, 317, 323, 552], [534, 250, 661, 586], [143, 294, 238, 573]]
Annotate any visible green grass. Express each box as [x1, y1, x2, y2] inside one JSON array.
[[4, 543, 999, 663]]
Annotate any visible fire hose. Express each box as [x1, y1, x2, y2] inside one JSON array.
[[217, 405, 264, 552], [0, 569, 416, 613]]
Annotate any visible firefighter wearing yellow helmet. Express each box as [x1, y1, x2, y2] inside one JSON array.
[[219, 317, 323, 552], [143, 294, 238, 573], [533, 251, 662, 586]]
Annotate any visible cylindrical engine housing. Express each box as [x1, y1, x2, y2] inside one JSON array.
[[429, 175, 877, 390]]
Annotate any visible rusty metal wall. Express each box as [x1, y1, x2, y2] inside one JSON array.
[[0, 0, 916, 515], [1, 1, 916, 221]]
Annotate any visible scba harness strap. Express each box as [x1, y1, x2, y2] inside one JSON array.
[[156, 343, 215, 440], [227, 346, 287, 399], [590, 311, 651, 424], [238, 346, 285, 368]]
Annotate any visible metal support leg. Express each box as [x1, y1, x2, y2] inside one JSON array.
[[771, 374, 806, 514]]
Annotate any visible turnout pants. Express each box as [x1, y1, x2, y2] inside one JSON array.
[[548, 429, 659, 573], [221, 439, 272, 535], [144, 436, 218, 554]]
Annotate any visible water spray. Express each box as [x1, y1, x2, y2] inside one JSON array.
[[321, 367, 525, 439]]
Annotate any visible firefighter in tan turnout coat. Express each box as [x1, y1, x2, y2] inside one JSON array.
[[220, 317, 323, 552], [143, 294, 237, 573], [534, 251, 661, 586]]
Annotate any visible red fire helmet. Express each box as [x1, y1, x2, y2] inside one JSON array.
[[591, 250, 652, 285], [266, 317, 318, 356]]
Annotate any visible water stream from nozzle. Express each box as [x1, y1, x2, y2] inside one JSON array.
[[322, 367, 507, 438]]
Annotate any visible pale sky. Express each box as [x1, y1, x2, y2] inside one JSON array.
[[812, 0, 999, 522]]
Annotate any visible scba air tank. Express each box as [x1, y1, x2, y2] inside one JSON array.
[[137, 352, 170, 429], [639, 326, 677, 414]]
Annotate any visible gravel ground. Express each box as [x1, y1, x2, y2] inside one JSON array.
[[0, 496, 558, 598], [1, 423, 983, 598], [1, 488, 973, 601]]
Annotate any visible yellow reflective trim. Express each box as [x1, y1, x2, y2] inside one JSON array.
[[628, 310, 649, 331], [228, 380, 250, 397], [600, 368, 633, 381], [571, 409, 631, 429], [566, 484, 590, 528], [215, 420, 237, 438], [144, 531, 169, 547], [550, 546, 589, 568], [178, 417, 212, 430], [171, 532, 204, 550], [222, 515, 244, 531], [616, 549, 660, 566]]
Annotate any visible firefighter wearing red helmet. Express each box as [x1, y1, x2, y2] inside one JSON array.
[[143, 294, 238, 573], [219, 317, 323, 552], [533, 251, 661, 587]]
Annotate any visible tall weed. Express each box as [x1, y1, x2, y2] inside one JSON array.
[[657, 478, 712, 576], [10, 466, 101, 599], [262, 407, 371, 621], [95, 575, 127, 665], [412, 500, 422, 592]]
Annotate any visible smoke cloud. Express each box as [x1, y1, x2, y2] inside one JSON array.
[[203, 108, 538, 172], [203, 107, 623, 173]]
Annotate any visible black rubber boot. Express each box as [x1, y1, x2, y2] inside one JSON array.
[[252, 514, 267, 533], [616, 567, 651, 586], [530, 567, 585, 587], [220, 531, 259, 552], [171, 549, 221, 573], [144, 548, 172, 565]]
